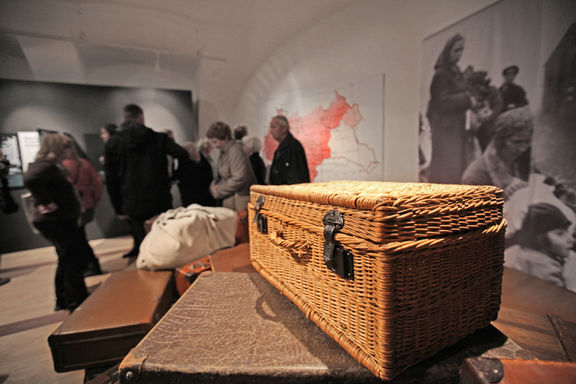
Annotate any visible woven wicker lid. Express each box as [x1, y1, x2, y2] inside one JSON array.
[[251, 181, 503, 211], [251, 181, 504, 242]]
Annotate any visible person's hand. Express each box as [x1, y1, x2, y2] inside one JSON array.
[[209, 184, 219, 199], [117, 214, 130, 220], [38, 202, 58, 214]]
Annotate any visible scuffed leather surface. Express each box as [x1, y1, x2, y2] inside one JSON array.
[[119, 273, 529, 384], [121, 272, 378, 383]]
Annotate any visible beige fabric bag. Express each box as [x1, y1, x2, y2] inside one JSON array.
[[136, 204, 237, 270]]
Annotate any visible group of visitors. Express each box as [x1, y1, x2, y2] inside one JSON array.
[[21, 104, 311, 311]]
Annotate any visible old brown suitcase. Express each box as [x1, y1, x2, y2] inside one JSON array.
[[249, 181, 506, 380], [174, 256, 212, 296], [118, 272, 528, 384], [209, 242, 254, 273], [460, 357, 576, 383], [174, 243, 255, 295], [48, 270, 173, 372]]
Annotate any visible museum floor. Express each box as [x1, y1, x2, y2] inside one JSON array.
[[0, 237, 133, 384], [2, 236, 575, 383]]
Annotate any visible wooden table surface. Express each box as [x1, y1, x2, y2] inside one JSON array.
[[493, 267, 576, 362]]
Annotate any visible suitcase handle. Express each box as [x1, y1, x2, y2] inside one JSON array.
[[268, 230, 311, 260]]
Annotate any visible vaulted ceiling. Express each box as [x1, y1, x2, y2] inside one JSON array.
[[0, 0, 358, 110]]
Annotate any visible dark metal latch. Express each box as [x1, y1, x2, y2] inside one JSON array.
[[323, 210, 353, 279], [253, 195, 268, 234]]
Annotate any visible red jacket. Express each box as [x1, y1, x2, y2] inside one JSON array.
[[62, 158, 103, 210]]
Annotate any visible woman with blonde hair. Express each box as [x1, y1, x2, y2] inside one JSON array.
[[24, 133, 89, 311]]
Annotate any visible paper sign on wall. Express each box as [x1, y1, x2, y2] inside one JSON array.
[[17, 131, 41, 172]]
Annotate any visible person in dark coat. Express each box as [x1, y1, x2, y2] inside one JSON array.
[[242, 136, 266, 185], [99, 123, 117, 166], [24, 133, 90, 311], [426, 34, 476, 184], [268, 115, 310, 185], [500, 65, 529, 111], [105, 104, 190, 258], [176, 141, 217, 207]]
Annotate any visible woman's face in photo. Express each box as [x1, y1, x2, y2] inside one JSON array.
[[501, 130, 532, 161], [546, 228, 575, 259], [449, 39, 464, 64]]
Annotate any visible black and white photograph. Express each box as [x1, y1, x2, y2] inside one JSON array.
[[419, 0, 576, 291]]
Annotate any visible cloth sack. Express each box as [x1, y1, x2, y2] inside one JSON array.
[[136, 204, 237, 270]]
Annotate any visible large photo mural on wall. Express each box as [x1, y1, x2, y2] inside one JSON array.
[[419, 0, 576, 291]]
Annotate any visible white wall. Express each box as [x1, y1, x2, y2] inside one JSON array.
[[230, 0, 499, 182]]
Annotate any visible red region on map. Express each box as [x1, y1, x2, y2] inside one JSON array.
[[263, 91, 351, 181]]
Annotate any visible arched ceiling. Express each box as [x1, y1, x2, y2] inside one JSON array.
[[0, 0, 358, 94]]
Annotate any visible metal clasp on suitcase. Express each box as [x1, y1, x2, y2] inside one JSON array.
[[323, 210, 354, 279], [253, 195, 268, 234]]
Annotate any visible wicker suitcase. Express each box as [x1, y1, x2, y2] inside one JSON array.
[[248, 181, 506, 380]]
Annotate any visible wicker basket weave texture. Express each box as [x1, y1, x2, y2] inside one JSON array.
[[249, 181, 506, 380], [250, 181, 503, 243]]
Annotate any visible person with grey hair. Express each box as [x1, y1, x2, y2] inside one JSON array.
[[462, 106, 532, 199], [242, 136, 266, 185], [269, 115, 310, 185], [176, 142, 217, 207], [206, 121, 256, 210]]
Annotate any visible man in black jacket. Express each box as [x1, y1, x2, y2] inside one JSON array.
[[269, 115, 310, 185], [105, 104, 189, 257]]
